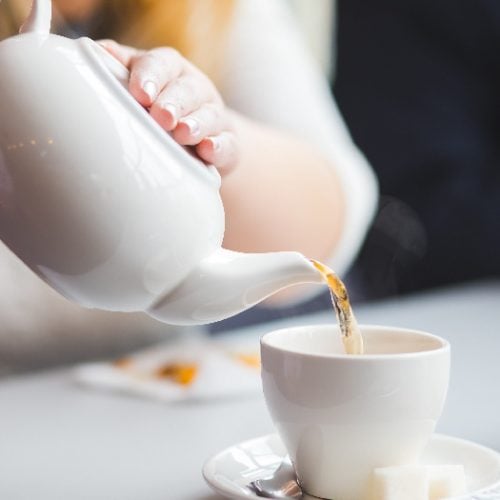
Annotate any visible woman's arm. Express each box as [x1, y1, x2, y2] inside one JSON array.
[[101, 0, 377, 280], [219, 0, 378, 276], [100, 39, 347, 266], [221, 111, 345, 264]]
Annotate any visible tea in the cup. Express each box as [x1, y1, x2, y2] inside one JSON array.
[[311, 259, 363, 354]]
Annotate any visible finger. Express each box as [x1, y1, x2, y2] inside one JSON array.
[[196, 132, 239, 175], [150, 74, 216, 131], [128, 48, 185, 108], [173, 105, 227, 146], [97, 39, 142, 68]]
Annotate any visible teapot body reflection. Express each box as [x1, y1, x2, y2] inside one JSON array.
[[0, 0, 322, 325]]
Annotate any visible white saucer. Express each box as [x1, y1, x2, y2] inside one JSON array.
[[203, 433, 500, 499]]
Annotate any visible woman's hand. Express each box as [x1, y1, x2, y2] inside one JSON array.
[[99, 40, 238, 175]]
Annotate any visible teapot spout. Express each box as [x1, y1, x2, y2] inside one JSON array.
[[146, 248, 323, 325]]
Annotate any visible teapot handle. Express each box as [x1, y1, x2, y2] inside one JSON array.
[[20, 0, 128, 89], [20, 0, 51, 35]]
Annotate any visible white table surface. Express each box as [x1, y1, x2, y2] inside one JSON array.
[[1, 281, 499, 500]]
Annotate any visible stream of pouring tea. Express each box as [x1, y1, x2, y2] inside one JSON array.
[[311, 260, 364, 355]]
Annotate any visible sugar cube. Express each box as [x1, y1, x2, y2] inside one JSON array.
[[428, 465, 466, 499], [370, 466, 429, 500], [369, 464, 466, 500]]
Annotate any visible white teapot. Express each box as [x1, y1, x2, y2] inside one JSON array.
[[0, 0, 323, 325]]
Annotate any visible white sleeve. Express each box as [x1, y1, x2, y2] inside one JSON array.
[[219, 0, 378, 277]]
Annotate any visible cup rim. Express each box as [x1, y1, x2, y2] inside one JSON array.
[[260, 324, 450, 360]]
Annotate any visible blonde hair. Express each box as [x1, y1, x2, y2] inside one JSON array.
[[0, 0, 235, 79]]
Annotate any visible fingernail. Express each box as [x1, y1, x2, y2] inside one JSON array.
[[163, 103, 178, 125], [97, 39, 113, 49], [208, 137, 221, 151], [182, 118, 200, 137], [143, 80, 157, 101]]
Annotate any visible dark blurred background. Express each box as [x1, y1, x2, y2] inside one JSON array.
[[334, 0, 500, 300]]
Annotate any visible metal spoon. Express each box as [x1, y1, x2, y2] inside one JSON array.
[[247, 457, 303, 499]]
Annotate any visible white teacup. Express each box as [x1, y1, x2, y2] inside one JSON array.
[[260, 324, 450, 500]]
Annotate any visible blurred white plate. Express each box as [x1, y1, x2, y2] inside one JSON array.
[[203, 433, 500, 499]]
